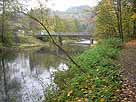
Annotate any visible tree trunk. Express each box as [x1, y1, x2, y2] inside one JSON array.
[[19, 11, 86, 74], [113, 0, 124, 41], [133, 21, 136, 37], [133, 1, 136, 38], [117, 0, 124, 42], [1, 0, 5, 45], [1, 58, 9, 102], [1, 50, 9, 102]]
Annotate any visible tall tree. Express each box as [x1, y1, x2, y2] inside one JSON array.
[[0, 0, 20, 45], [116, 0, 124, 41], [95, 0, 128, 41], [132, 0, 136, 37], [95, 0, 117, 38], [54, 16, 66, 33], [1, 0, 6, 45]]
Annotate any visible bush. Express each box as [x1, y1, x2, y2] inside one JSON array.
[[18, 35, 44, 45], [0, 32, 14, 46], [45, 38, 122, 102]]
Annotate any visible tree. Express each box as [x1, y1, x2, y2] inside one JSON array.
[[17, 10, 85, 73], [114, 0, 124, 41], [131, 0, 136, 37], [0, 0, 21, 46], [95, 0, 135, 41], [73, 19, 80, 32], [95, 0, 117, 39], [0, 0, 6, 45], [54, 16, 66, 33]]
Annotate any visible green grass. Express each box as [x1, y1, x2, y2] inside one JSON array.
[[15, 35, 46, 49], [0, 35, 46, 49], [45, 38, 122, 102], [18, 35, 44, 44]]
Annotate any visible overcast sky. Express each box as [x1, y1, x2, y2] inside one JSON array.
[[29, 0, 100, 11]]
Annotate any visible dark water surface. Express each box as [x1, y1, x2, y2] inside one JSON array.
[[0, 44, 89, 102]]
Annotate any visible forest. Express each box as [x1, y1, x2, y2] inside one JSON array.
[[0, 0, 136, 102]]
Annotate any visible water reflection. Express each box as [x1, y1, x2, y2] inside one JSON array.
[[0, 44, 88, 102], [0, 50, 20, 102]]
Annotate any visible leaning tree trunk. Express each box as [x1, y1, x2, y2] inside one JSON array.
[[18, 11, 86, 74]]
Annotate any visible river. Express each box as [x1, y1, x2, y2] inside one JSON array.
[[0, 44, 89, 102]]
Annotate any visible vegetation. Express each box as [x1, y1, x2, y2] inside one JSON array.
[[0, 2, 89, 48], [95, 0, 136, 41], [44, 1, 136, 101], [45, 38, 122, 102], [0, 0, 136, 101], [17, 35, 45, 48]]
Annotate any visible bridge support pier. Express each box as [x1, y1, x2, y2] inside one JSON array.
[[58, 36, 63, 46], [90, 38, 94, 45]]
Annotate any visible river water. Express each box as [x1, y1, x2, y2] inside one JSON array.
[[0, 44, 89, 102]]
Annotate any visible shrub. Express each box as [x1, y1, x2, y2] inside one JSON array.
[[45, 38, 122, 102], [1, 32, 14, 46]]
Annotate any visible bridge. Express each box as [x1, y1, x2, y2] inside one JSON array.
[[35, 32, 93, 45], [36, 32, 91, 38]]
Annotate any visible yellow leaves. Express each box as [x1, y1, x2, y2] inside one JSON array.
[[131, 13, 136, 21], [83, 90, 88, 94], [77, 99, 82, 102], [100, 98, 105, 102], [75, 97, 105, 102], [67, 90, 73, 96], [75, 97, 88, 102]]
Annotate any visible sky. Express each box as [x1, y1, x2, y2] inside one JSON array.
[[29, 0, 100, 11]]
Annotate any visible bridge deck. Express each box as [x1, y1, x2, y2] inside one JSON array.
[[36, 32, 91, 38]]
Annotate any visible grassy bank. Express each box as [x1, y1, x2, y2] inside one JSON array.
[[45, 38, 122, 102], [0, 35, 46, 49], [15, 35, 46, 48]]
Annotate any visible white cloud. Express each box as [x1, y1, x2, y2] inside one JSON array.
[[29, 0, 100, 11]]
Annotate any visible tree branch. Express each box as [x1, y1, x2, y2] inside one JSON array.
[[18, 11, 85, 73]]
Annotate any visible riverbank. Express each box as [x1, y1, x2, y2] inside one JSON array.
[[45, 38, 122, 102], [0, 35, 47, 50], [0, 36, 82, 50], [0, 40, 89, 102]]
